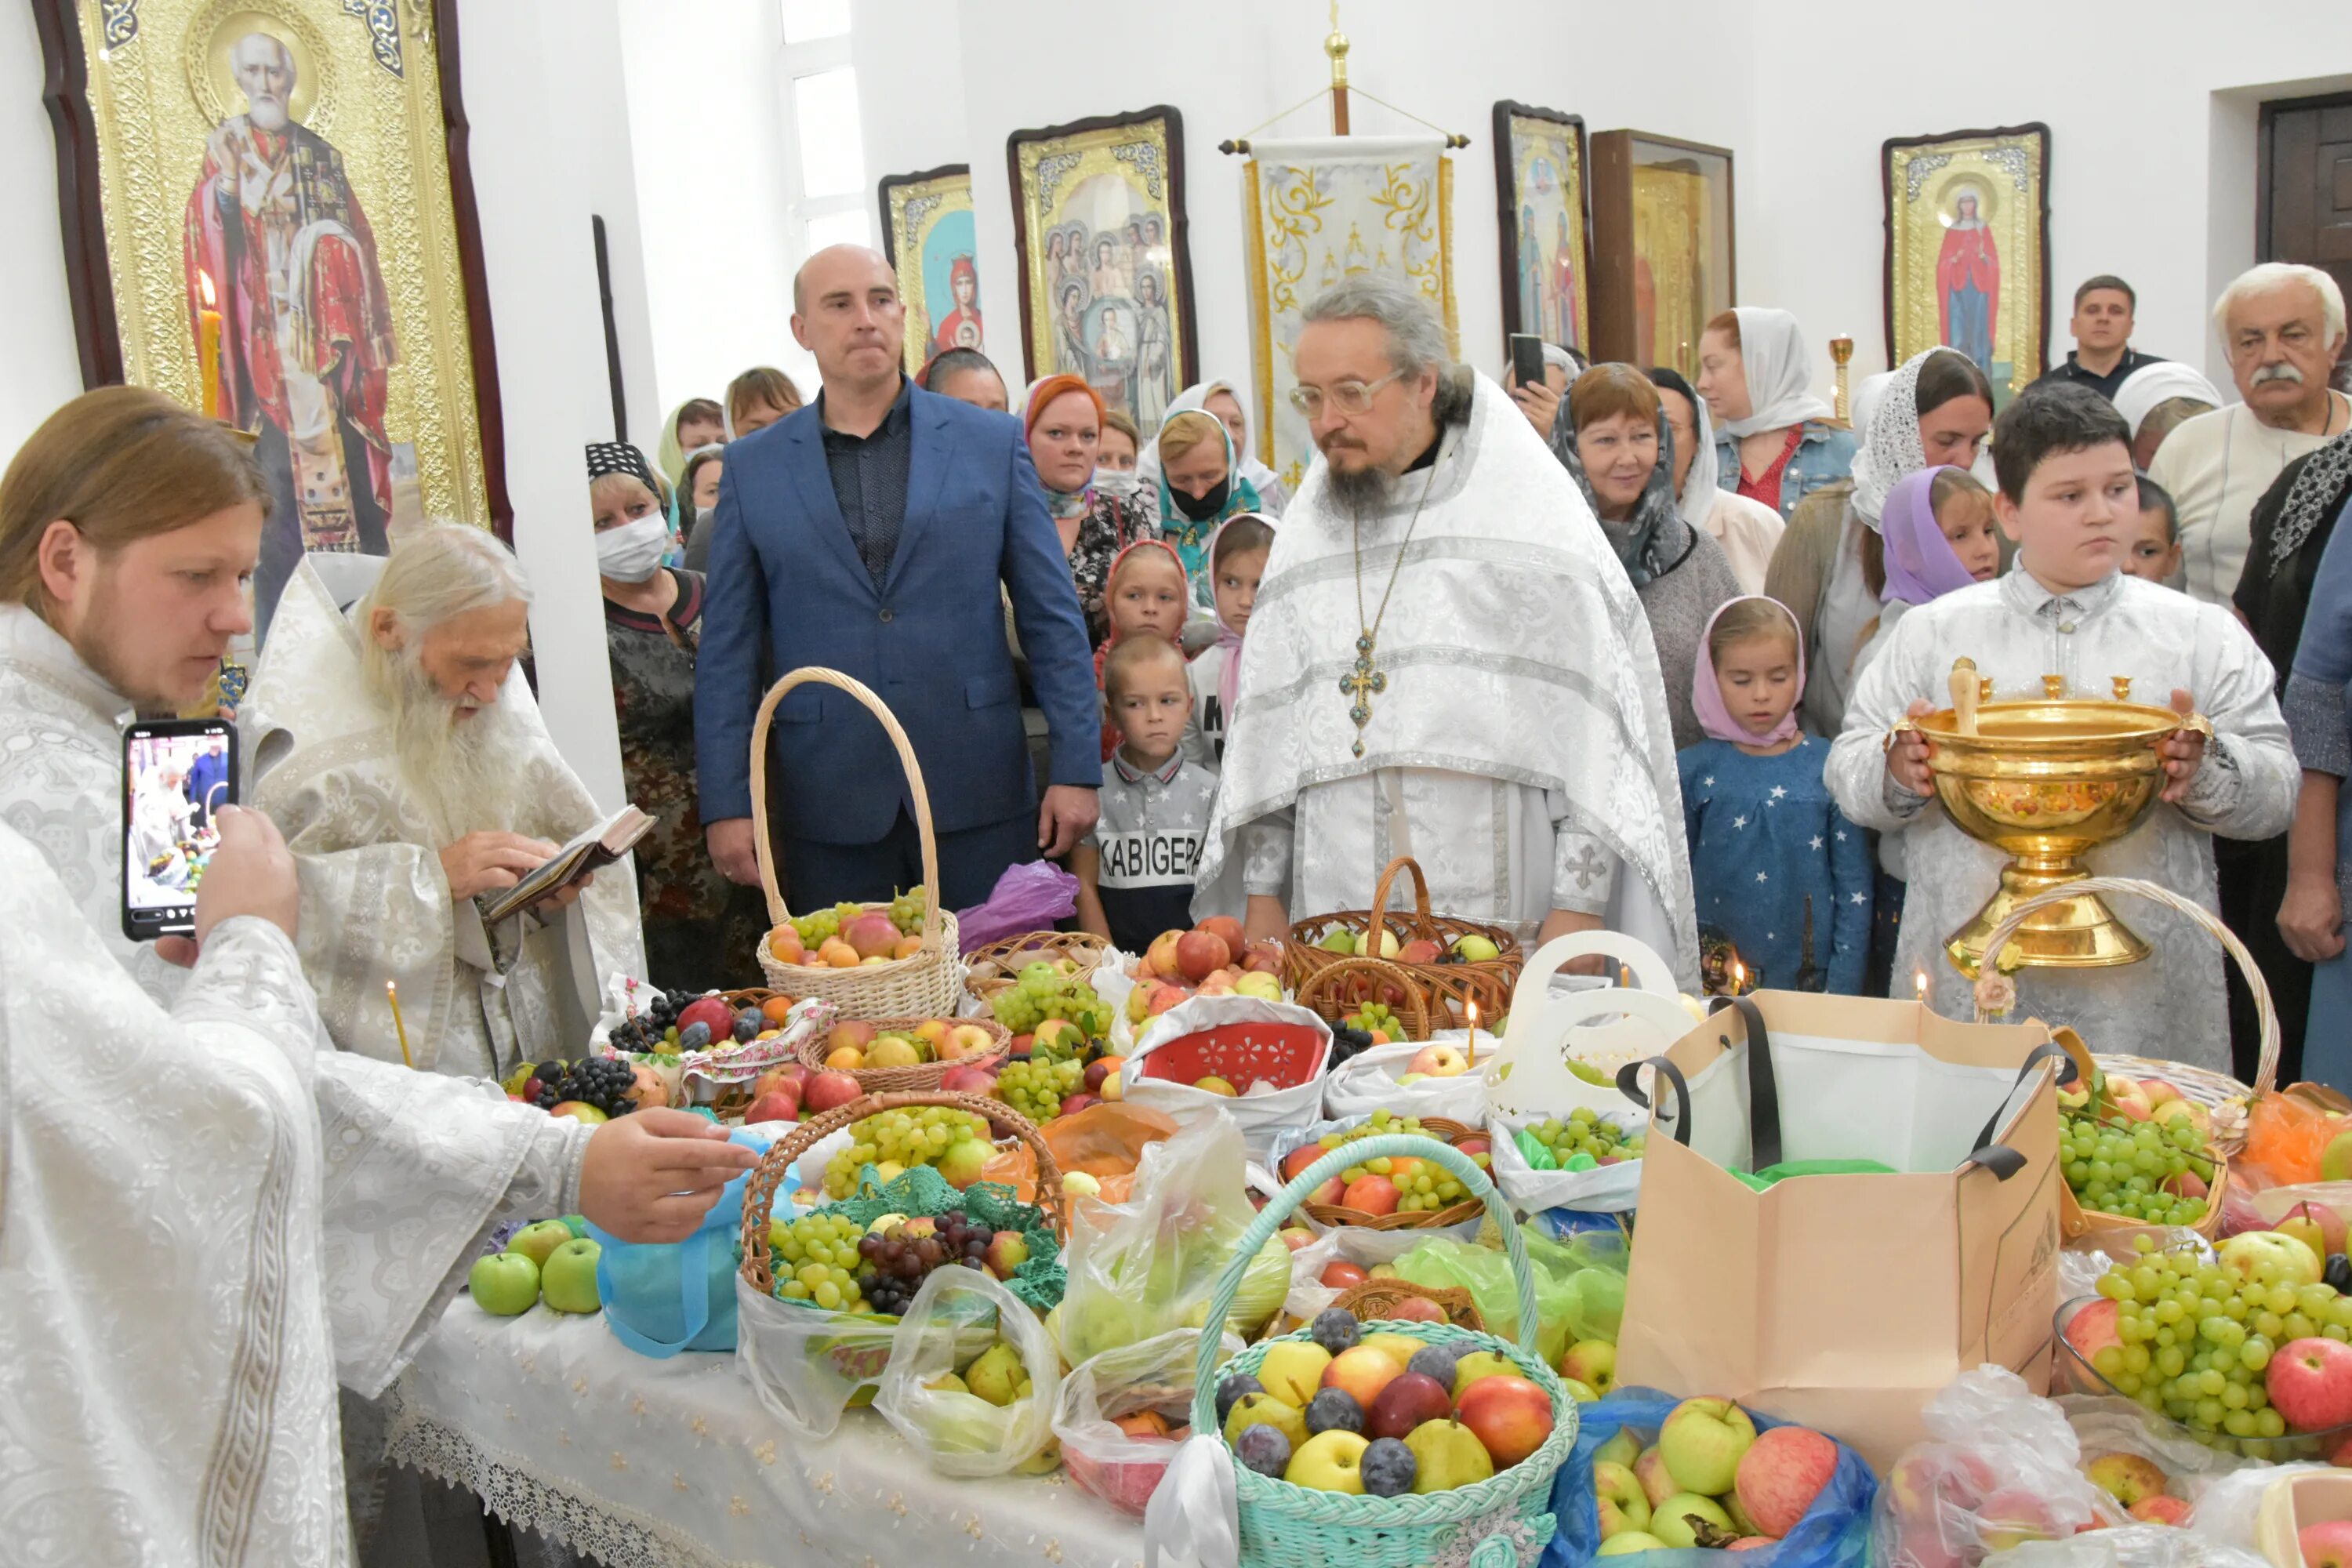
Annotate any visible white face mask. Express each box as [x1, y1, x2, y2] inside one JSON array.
[[1092, 467, 1141, 498], [597, 514, 669, 583], [695, 506, 717, 531]]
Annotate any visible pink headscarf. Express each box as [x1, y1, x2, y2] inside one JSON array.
[[1879, 466, 1982, 606], [1207, 513, 1274, 724], [1690, 595, 1806, 747]]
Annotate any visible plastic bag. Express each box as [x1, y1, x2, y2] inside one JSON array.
[[975, 1102, 1182, 1206], [1322, 1036, 1494, 1123], [1052, 1112, 1294, 1366], [735, 1275, 901, 1439], [2183, 1461, 2331, 1556], [1984, 1525, 2270, 1568], [1489, 1107, 1650, 1216], [953, 861, 1080, 953], [1875, 1366, 2120, 1568], [2240, 1094, 2351, 1188], [1386, 1222, 1629, 1368], [1053, 1328, 1243, 1517], [1124, 996, 1331, 1160], [1541, 1388, 1877, 1568], [873, 1264, 1060, 1477]]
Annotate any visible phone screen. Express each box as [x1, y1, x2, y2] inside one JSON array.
[[1509, 334, 1547, 391], [122, 720, 238, 941]]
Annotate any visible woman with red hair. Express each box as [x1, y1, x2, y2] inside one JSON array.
[[1023, 372, 1160, 642]]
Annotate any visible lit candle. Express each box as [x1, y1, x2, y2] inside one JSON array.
[[386, 979, 414, 1070], [1465, 1000, 1480, 1062], [1732, 960, 1746, 996], [1914, 971, 1929, 1008], [196, 270, 223, 420]]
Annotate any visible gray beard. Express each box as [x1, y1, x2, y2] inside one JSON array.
[[246, 99, 289, 132], [362, 644, 532, 844], [1325, 460, 1399, 518]]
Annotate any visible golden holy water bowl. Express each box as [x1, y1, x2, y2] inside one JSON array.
[[1903, 696, 2197, 973]]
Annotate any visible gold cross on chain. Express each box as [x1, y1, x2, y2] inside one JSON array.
[[1338, 632, 1385, 757]]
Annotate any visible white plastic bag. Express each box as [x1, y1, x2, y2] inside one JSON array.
[[735, 1275, 902, 1439], [1054, 1328, 1243, 1517], [1985, 1526, 2270, 1568], [873, 1264, 1059, 1478], [1487, 1106, 1649, 1215], [1875, 1366, 2122, 1568], [1124, 996, 1330, 1160], [1321, 1036, 1494, 1123]]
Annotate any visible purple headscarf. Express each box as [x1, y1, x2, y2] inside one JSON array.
[[1691, 595, 1806, 747], [1879, 466, 1982, 606]]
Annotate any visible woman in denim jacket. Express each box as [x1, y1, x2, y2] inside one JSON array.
[[1697, 307, 1858, 520]]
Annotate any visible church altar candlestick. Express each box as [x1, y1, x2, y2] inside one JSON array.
[[196, 271, 223, 421], [386, 979, 414, 1071], [1829, 336, 1853, 423]]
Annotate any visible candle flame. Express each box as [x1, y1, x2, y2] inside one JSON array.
[[199, 270, 216, 309], [1733, 961, 1745, 992], [1465, 1000, 1479, 1032], [1915, 971, 1929, 1000]]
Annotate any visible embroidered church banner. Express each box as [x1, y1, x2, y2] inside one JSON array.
[[1243, 135, 1457, 492]]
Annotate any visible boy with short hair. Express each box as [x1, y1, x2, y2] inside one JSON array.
[[1828, 383, 2296, 1065], [2123, 474, 2184, 586], [1076, 633, 1221, 953]]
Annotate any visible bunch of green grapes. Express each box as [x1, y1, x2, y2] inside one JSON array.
[[1330, 1149, 1468, 1213], [819, 1105, 993, 1199], [887, 885, 928, 935], [991, 1057, 1085, 1122], [2063, 1112, 2210, 1225], [988, 965, 1109, 1038], [791, 900, 872, 946], [1524, 1106, 1645, 1163], [2091, 1235, 2352, 1450], [767, 1210, 870, 1310]]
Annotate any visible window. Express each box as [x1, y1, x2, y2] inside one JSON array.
[[779, 13, 868, 269]]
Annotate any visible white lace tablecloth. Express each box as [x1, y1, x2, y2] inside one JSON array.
[[385, 1300, 1146, 1568]]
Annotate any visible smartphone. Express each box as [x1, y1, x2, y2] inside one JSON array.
[[122, 718, 239, 942], [1509, 333, 1548, 392]]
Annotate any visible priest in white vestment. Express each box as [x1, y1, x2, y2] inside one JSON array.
[[1201, 276, 1700, 984], [242, 527, 646, 1077]]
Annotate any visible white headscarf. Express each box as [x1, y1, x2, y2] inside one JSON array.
[[1849, 348, 1948, 527], [2111, 361, 2224, 437], [1718, 307, 1835, 437], [1134, 380, 1285, 497], [1672, 381, 1720, 532]]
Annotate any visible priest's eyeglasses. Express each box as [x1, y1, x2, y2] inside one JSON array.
[[1289, 369, 1403, 418]]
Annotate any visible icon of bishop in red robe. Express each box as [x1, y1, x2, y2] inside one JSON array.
[[184, 31, 397, 640]]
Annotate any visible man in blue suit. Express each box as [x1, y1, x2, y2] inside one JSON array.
[[695, 245, 1101, 912]]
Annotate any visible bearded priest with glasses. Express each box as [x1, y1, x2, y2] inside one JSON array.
[[1196, 275, 1699, 983]]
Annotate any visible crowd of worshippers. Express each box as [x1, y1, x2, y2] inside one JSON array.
[[1, 238, 2347, 1563]]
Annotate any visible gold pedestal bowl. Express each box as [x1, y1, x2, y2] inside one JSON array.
[[1906, 697, 2203, 974]]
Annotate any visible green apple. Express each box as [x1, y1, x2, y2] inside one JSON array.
[[1658, 1396, 1756, 1494], [2217, 1230, 2323, 1287], [469, 1250, 540, 1316], [539, 1236, 603, 1314], [506, 1219, 575, 1270], [1598, 1532, 1668, 1556], [1594, 1460, 1652, 1537], [1403, 1417, 1494, 1492], [1224, 1391, 1308, 1450], [1593, 1429, 1641, 1469], [1257, 1341, 1334, 1406], [1650, 1493, 1734, 1549], [1450, 1349, 1518, 1400], [1318, 929, 1357, 955], [1453, 934, 1501, 964], [2322, 1128, 2352, 1183], [1562, 1339, 1617, 1397], [1561, 1377, 1600, 1403], [1283, 1428, 1369, 1493]]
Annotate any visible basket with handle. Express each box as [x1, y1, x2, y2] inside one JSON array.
[[1290, 956, 1435, 1042], [795, 1014, 1014, 1095], [1284, 857, 1522, 1032], [964, 931, 1112, 1004], [749, 667, 964, 1014], [1175, 1134, 1576, 1567]]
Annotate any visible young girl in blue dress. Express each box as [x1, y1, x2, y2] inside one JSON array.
[[1679, 597, 1872, 993]]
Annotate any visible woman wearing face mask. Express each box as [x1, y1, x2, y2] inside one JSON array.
[[1553, 365, 1743, 749], [1763, 347, 1996, 735], [1135, 380, 1289, 517], [1152, 408, 1265, 608], [679, 445, 725, 571], [586, 442, 765, 989], [1022, 374, 1159, 644]]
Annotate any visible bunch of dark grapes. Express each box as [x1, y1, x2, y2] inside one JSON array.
[[608, 989, 677, 1053], [532, 1055, 639, 1116], [854, 1210, 993, 1316]]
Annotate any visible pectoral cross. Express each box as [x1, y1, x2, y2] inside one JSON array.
[[1338, 632, 1385, 757]]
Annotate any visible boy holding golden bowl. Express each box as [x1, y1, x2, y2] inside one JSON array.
[[1829, 383, 2296, 1067]]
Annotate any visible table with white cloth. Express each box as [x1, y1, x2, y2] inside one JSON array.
[[384, 1299, 1148, 1568]]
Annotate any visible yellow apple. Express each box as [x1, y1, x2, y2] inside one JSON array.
[[1284, 1429, 1369, 1493]]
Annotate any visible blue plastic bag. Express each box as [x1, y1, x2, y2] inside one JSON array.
[[590, 1127, 784, 1357], [1541, 1389, 1876, 1568]]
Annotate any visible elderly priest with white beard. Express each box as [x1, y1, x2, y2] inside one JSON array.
[[241, 524, 645, 1076]]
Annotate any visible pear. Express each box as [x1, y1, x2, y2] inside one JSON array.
[[964, 1341, 1024, 1407]]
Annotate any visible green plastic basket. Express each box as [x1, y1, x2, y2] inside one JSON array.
[[1186, 1133, 1575, 1567]]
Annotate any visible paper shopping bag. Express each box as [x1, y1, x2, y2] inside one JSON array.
[[1613, 993, 2068, 1471]]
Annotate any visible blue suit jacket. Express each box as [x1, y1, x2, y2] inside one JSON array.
[[694, 384, 1102, 846]]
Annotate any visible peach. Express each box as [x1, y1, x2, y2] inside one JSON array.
[[1341, 1174, 1399, 1215], [891, 934, 924, 959]]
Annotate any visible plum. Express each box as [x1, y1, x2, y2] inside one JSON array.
[[1214, 1373, 1264, 1426], [1361, 1436, 1417, 1497], [1235, 1423, 1290, 1479], [1312, 1308, 1363, 1356], [1305, 1387, 1365, 1436]]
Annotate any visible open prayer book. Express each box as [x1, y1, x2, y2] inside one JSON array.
[[479, 804, 653, 924]]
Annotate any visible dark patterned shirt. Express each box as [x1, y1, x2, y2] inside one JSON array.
[[817, 377, 916, 586]]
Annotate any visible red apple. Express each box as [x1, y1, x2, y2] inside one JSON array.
[[1456, 1374, 1556, 1467], [1366, 1370, 1454, 1440], [676, 996, 737, 1040], [938, 1064, 997, 1094], [1145, 982, 1186, 1017], [750, 1063, 808, 1102], [801, 1070, 864, 1115], [2304, 1521, 2352, 1568], [2064, 1298, 2123, 1365], [1341, 1174, 1399, 1216], [1387, 1296, 1447, 1323], [1454, 1137, 1491, 1158], [1196, 915, 1246, 957], [843, 911, 901, 959], [1176, 929, 1232, 982], [1145, 929, 1186, 979], [1058, 1093, 1100, 1116], [1322, 1261, 1368, 1289], [1280, 1226, 1316, 1251], [744, 1090, 799, 1124], [1242, 941, 1284, 975], [2131, 1497, 2190, 1526], [1397, 938, 1441, 965], [1283, 1145, 1328, 1181], [1735, 1425, 1839, 1538], [2269, 1337, 2352, 1430]]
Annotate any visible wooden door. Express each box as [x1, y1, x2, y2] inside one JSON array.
[[2261, 92, 2352, 375]]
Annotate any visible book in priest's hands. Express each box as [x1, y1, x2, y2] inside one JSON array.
[[477, 804, 652, 924]]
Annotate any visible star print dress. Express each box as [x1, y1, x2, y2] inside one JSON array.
[[1677, 735, 1871, 994]]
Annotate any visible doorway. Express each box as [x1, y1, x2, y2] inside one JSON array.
[[2259, 90, 2352, 376]]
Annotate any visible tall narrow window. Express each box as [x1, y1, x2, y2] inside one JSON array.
[[779, 13, 870, 267]]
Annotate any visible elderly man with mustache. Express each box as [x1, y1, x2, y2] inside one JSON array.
[[2151, 263, 2350, 605]]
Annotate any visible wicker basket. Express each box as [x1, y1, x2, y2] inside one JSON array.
[[964, 931, 1110, 1004], [1291, 956, 1436, 1041], [1330, 1279, 1484, 1332], [1285, 858, 1521, 1032], [686, 988, 801, 1117], [739, 1090, 1070, 1298], [796, 1015, 1013, 1095], [1187, 1134, 1575, 1566], [1298, 1116, 1486, 1232], [748, 667, 964, 1016]]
